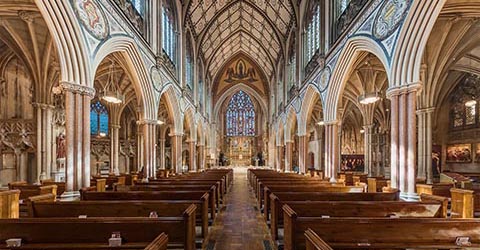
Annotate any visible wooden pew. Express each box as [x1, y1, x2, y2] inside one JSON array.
[[8, 182, 57, 200], [262, 185, 364, 218], [271, 200, 442, 241], [416, 183, 453, 197], [0, 190, 20, 218], [305, 229, 334, 250], [450, 188, 475, 218], [420, 193, 450, 218], [80, 190, 215, 220], [366, 177, 388, 193], [130, 184, 219, 211], [0, 218, 175, 250], [40, 180, 66, 197], [29, 200, 209, 238], [283, 211, 480, 250]]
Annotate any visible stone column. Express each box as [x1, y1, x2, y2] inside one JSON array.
[[298, 135, 308, 174], [136, 123, 143, 173], [171, 133, 183, 173], [34, 103, 54, 182], [110, 124, 120, 175], [137, 120, 157, 179], [324, 121, 339, 182], [276, 145, 283, 171], [158, 138, 166, 170], [285, 141, 294, 172], [363, 124, 374, 177], [197, 144, 205, 170], [417, 107, 435, 184], [188, 140, 196, 171], [387, 83, 421, 198], [61, 82, 95, 191]]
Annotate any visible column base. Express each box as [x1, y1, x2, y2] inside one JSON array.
[[400, 192, 420, 201], [39, 172, 48, 181], [329, 177, 337, 183]]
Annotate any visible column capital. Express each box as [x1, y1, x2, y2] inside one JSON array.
[[386, 82, 422, 99], [32, 102, 55, 110], [416, 107, 435, 115], [323, 120, 339, 126], [60, 81, 96, 98], [111, 124, 121, 129], [169, 132, 184, 137], [136, 119, 160, 125], [285, 140, 294, 144]]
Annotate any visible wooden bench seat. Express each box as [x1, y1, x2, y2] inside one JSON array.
[[301, 219, 480, 250], [8, 182, 57, 200], [270, 201, 443, 241], [28, 200, 209, 239], [0, 218, 193, 249], [80, 190, 215, 220], [268, 191, 399, 235]]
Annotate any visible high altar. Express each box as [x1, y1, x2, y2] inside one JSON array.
[[226, 137, 255, 166]]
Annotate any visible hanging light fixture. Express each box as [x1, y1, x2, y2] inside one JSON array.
[[101, 60, 124, 104], [358, 92, 381, 105]]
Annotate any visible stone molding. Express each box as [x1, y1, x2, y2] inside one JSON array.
[[386, 82, 422, 99], [60, 81, 96, 98]]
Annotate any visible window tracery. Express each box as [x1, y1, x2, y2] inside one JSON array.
[[90, 100, 109, 136], [450, 74, 480, 130], [186, 35, 194, 92], [162, 0, 177, 65], [305, 2, 321, 65], [226, 91, 256, 137]]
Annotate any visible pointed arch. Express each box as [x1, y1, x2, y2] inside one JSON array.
[[160, 84, 182, 134], [324, 36, 390, 121], [285, 106, 298, 142], [299, 84, 323, 136]]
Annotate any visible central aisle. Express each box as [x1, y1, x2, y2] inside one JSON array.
[[204, 167, 275, 250]]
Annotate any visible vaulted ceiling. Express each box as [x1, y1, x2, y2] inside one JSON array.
[[186, 0, 296, 80]]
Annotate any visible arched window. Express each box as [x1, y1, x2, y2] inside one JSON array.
[[90, 100, 109, 136], [305, 3, 321, 65], [185, 35, 194, 91], [130, 0, 145, 17], [226, 91, 256, 137], [162, 0, 177, 65], [336, 0, 350, 19], [450, 74, 480, 130], [287, 32, 296, 98], [197, 61, 204, 109]]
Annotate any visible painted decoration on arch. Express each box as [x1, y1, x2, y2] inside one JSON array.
[[373, 0, 410, 40], [151, 67, 163, 92], [446, 144, 472, 163], [72, 0, 109, 40], [225, 59, 258, 83], [318, 67, 331, 92]]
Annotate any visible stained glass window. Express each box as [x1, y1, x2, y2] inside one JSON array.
[[226, 91, 256, 137], [91, 100, 109, 136], [130, 0, 145, 17], [305, 4, 321, 65], [186, 35, 194, 91], [288, 32, 296, 93], [162, 1, 176, 65]]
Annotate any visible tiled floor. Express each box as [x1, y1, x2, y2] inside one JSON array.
[[204, 167, 275, 250]]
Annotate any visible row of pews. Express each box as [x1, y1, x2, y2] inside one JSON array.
[[248, 169, 480, 250], [0, 168, 233, 250]]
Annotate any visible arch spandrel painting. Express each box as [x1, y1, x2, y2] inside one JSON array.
[[71, 0, 109, 40], [214, 55, 268, 98]]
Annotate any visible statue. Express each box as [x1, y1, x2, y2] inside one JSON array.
[[56, 133, 66, 159]]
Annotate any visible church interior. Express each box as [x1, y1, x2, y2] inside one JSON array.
[[1, 0, 480, 249]]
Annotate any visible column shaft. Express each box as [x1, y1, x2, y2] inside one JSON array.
[[298, 135, 308, 173], [285, 141, 293, 172]]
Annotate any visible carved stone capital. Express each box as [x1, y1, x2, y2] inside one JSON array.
[[32, 102, 55, 110], [18, 11, 35, 23], [60, 81, 96, 98]]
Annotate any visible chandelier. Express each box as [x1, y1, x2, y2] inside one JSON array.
[[101, 61, 124, 104], [358, 92, 381, 105]]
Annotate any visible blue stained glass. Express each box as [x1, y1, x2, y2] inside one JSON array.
[[226, 91, 255, 137], [90, 100, 109, 136]]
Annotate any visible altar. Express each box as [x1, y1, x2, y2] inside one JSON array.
[[227, 136, 254, 166]]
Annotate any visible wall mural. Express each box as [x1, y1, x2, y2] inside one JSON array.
[[225, 59, 258, 83], [373, 0, 410, 40], [72, 0, 109, 40]]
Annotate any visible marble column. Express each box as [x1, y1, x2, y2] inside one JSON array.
[[197, 144, 205, 170], [34, 103, 54, 182], [285, 141, 294, 172], [188, 140, 196, 171], [171, 133, 183, 173], [363, 124, 374, 177], [276, 145, 284, 171], [417, 107, 435, 184], [158, 138, 166, 170], [324, 121, 339, 182], [61, 82, 95, 191], [110, 124, 120, 175], [137, 120, 157, 179], [387, 83, 421, 198], [298, 135, 308, 174]]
